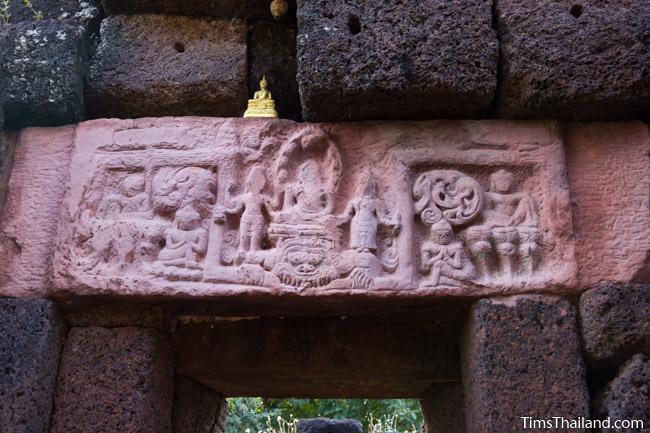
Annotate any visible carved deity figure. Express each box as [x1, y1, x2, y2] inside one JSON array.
[[217, 167, 270, 256], [334, 176, 400, 289], [276, 160, 334, 222], [420, 218, 476, 288], [157, 206, 208, 269], [339, 176, 396, 252], [98, 173, 149, 217], [484, 169, 538, 227]]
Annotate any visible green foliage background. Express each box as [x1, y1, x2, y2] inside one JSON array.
[[227, 398, 423, 433]]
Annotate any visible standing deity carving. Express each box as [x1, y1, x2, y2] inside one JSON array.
[[336, 175, 400, 289], [215, 166, 270, 262]]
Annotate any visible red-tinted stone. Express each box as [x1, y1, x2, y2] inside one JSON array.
[[87, 15, 247, 118], [0, 299, 65, 433], [0, 131, 16, 213], [50, 327, 174, 433], [42, 119, 573, 303], [296, 0, 497, 121], [565, 122, 650, 286], [0, 127, 75, 297], [172, 375, 228, 433], [580, 284, 650, 370], [462, 296, 590, 433], [496, 0, 650, 120]]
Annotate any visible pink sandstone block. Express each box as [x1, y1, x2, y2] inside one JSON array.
[[41, 118, 575, 300], [566, 122, 650, 286], [0, 127, 75, 297]]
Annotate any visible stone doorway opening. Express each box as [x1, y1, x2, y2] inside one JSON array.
[[224, 398, 424, 433], [173, 315, 463, 433]]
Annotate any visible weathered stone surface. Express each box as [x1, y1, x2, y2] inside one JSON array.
[[496, 0, 650, 120], [175, 316, 460, 398], [462, 296, 590, 433], [101, 0, 296, 20], [35, 119, 574, 302], [249, 20, 301, 121], [51, 327, 174, 433], [86, 15, 247, 118], [566, 122, 650, 286], [1, 0, 99, 23], [60, 301, 169, 328], [297, 418, 363, 433], [0, 127, 75, 297], [0, 132, 17, 213], [296, 0, 497, 121], [172, 375, 227, 433], [0, 20, 87, 128], [580, 285, 650, 370], [420, 383, 464, 433], [594, 354, 650, 433], [0, 299, 65, 433]]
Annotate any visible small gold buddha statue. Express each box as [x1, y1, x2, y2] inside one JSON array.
[[244, 76, 278, 118]]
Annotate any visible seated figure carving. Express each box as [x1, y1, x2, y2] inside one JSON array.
[[484, 169, 538, 227], [157, 206, 208, 269], [274, 160, 334, 223], [420, 218, 476, 288]]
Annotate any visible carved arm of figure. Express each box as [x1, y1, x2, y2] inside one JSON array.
[[508, 192, 538, 226], [376, 202, 400, 235], [420, 242, 444, 273], [191, 229, 209, 254], [163, 228, 184, 251], [213, 195, 245, 224], [448, 246, 463, 269], [320, 191, 335, 216], [336, 200, 357, 225]]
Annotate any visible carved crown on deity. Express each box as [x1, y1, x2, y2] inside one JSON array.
[[244, 76, 278, 118]]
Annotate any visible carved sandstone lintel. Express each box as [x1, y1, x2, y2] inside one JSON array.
[[45, 118, 574, 299]]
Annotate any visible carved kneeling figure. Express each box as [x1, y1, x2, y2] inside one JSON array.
[[420, 219, 475, 288], [157, 206, 208, 269]]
